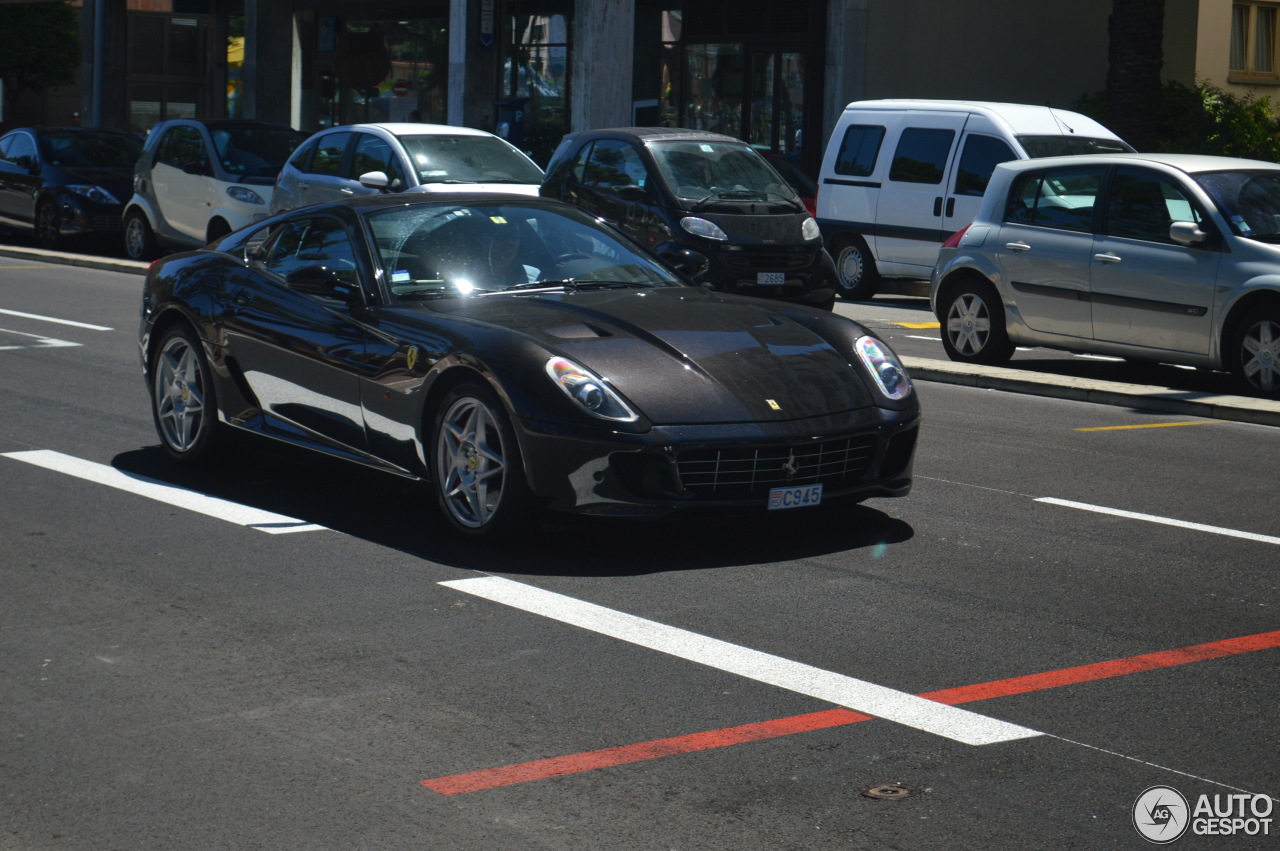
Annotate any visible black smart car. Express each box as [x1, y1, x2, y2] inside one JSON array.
[[541, 128, 837, 310], [0, 126, 142, 250]]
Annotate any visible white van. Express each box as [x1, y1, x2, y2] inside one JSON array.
[[815, 100, 1131, 299]]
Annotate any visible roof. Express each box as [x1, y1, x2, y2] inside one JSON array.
[[339, 122, 498, 137], [561, 127, 748, 145], [994, 152, 1280, 174], [841, 99, 1121, 140]]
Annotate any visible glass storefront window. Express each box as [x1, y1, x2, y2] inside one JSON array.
[[684, 43, 743, 139], [326, 19, 449, 128], [502, 5, 571, 166]]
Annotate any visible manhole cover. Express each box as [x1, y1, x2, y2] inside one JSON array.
[[860, 783, 922, 800]]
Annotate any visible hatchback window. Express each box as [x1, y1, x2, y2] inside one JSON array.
[[1, 132, 37, 165], [1194, 169, 1280, 238], [889, 128, 955, 184], [953, 134, 1017, 197], [310, 132, 352, 177], [1105, 168, 1201, 243], [352, 134, 406, 188], [1005, 167, 1104, 232], [398, 135, 543, 185], [834, 124, 884, 177]]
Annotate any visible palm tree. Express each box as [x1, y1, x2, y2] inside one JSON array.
[[1106, 0, 1166, 151]]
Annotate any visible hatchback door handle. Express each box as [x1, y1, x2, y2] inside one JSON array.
[[1093, 252, 1122, 263], [1005, 241, 1031, 252]]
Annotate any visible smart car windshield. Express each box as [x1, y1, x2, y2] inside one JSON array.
[[398, 135, 544, 185], [210, 126, 302, 179], [1195, 169, 1280, 239], [367, 202, 682, 302], [649, 140, 800, 205], [40, 131, 142, 168]]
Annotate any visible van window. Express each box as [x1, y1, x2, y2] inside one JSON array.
[[834, 125, 885, 177], [889, 128, 955, 184], [954, 134, 1017, 197], [1005, 167, 1104, 233]]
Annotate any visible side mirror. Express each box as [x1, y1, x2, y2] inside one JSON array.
[[656, 246, 710, 282], [359, 170, 390, 192], [1169, 221, 1209, 246], [285, 265, 357, 301]]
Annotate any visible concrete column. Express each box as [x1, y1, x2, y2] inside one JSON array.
[[570, 0, 634, 131], [244, 0, 295, 125], [448, 0, 468, 126], [824, 0, 868, 141], [82, 0, 128, 130]]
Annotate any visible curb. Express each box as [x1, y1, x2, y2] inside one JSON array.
[[904, 356, 1280, 428], [0, 244, 149, 276]]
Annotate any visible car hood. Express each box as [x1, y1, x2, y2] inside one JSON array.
[[416, 287, 874, 424]]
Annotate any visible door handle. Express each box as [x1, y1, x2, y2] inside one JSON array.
[[933, 197, 943, 217], [1005, 241, 1031, 252], [946, 197, 956, 217], [1093, 252, 1122, 263]]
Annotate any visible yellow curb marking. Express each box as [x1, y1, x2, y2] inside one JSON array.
[[1074, 421, 1218, 432]]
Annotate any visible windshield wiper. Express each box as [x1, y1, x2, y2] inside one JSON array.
[[495, 279, 660, 294]]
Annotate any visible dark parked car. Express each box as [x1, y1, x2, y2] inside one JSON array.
[[541, 127, 838, 310], [0, 126, 142, 250], [140, 194, 918, 538]]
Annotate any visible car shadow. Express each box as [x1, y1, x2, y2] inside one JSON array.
[[111, 438, 914, 579], [1010, 354, 1234, 395]]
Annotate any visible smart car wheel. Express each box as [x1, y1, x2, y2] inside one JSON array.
[[832, 236, 880, 300], [432, 383, 533, 538], [36, 200, 61, 250], [940, 279, 1014, 365], [150, 326, 222, 462], [1229, 307, 1280, 398], [124, 210, 157, 261]]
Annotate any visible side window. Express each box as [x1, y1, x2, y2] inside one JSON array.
[[351, 134, 405, 188], [3, 133, 37, 166], [287, 137, 317, 173], [583, 140, 649, 188], [953, 134, 1017, 197], [834, 124, 885, 176], [0, 134, 13, 161], [888, 128, 955, 184], [309, 132, 351, 177], [1106, 167, 1201, 243], [263, 217, 360, 288], [1005, 167, 1104, 233], [569, 142, 592, 182]]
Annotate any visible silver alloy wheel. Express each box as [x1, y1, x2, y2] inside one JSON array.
[[1240, 317, 1280, 394], [436, 395, 507, 529], [153, 335, 207, 453], [946, 292, 993, 356], [125, 213, 151, 261]]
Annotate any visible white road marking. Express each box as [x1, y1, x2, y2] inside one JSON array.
[[441, 576, 1043, 746], [904, 334, 941, 342], [0, 309, 113, 331], [1038, 497, 1280, 546], [2, 450, 326, 534], [0, 326, 81, 350]]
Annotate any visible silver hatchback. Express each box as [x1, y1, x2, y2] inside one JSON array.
[[931, 153, 1280, 397]]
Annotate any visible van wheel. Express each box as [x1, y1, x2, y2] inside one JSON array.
[[832, 236, 880, 300], [939, 279, 1014, 365]]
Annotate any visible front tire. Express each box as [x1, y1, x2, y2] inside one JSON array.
[[431, 383, 534, 539], [124, 210, 157, 261], [831, 236, 880, 300], [150, 326, 222, 462], [939, 278, 1015, 365], [1228, 307, 1280, 398], [36, 200, 62, 250]]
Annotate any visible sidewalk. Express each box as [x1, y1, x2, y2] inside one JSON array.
[[4, 241, 1278, 428]]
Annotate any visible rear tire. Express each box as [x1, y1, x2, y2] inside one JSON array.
[[124, 210, 157, 261], [150, 325, 223, 462], [1228, 306, 1280, 398], [831, 236, 880, 300], [939, 278, 1015, 365]]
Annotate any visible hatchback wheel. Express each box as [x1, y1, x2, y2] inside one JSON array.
[[940, 279, 1015, 365], [432, 383, 533, 539], [832, 236, 880, 300], [151, 326, 221, 461], [1229, 308, 1280, 398], [36, 200, 61, 250]]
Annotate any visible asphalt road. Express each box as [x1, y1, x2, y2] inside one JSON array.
[[1, 257, 1277, 849]]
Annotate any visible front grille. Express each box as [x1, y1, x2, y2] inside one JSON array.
[[676, 435, 878, 500], [91, 215, 123, 233], [719, 249, 813, 272]]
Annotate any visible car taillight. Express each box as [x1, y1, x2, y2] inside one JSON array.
[[941, 224, 971, 249]]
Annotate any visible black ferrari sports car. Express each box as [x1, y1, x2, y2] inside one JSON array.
[[139, 193, 919, 538]]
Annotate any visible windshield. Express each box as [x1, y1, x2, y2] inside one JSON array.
[[1017, 135, 1135, 157], [367, 201, 682, 302], [210, 126, 302, 178], [1194, 169, 1280, 239], [649, 140, 800, 204], [398, 135, 544, 185], [40, 131, 142, 168]]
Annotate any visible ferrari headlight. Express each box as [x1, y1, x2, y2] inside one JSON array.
[[854, 335, 912, 400], [66, 184, 121, 205], [545, 357, 638, 422], [801, 216, 822, 241], [227, 185, 265, 205], [679, 216, 728, 240]]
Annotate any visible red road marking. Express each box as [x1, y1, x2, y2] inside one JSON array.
[[421, 629, 1280, 795]]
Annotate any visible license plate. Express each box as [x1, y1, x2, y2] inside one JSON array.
[[768, 483, 823, 510], [757, 272, 786, 285]]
